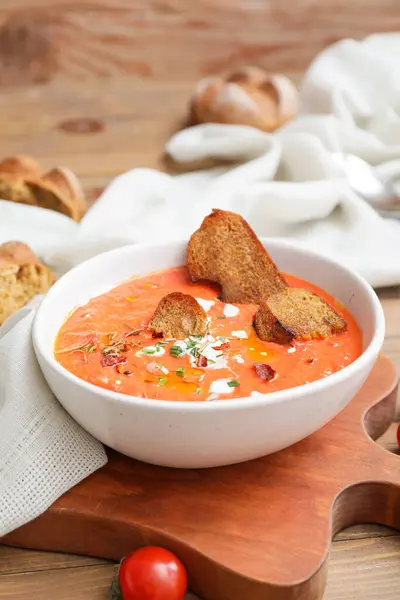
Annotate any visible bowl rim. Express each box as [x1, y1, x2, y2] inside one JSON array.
[[33, 238, 385, 413]]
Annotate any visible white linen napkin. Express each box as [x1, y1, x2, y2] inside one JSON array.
[[1, 33, 400, 539]]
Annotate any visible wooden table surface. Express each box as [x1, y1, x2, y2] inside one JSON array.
[[1, 1, 400, 598]]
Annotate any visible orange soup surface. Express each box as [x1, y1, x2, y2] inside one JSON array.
[[55, 267, 362, 402]]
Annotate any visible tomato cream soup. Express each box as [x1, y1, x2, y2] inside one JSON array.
[[55, 267, 362, 402]]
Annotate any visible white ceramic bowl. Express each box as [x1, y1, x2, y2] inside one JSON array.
[[33, 240, 385, 469]]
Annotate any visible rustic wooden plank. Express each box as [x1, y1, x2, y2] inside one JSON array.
[[0, 563, 117, 599], [325, 536, 400, 600], [0, 546, 109, 576], [0, 0, 399, 88], [1, 533, 400, 599]]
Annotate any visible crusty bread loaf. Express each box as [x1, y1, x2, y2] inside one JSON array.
[[148, 292, 208, 339], [0, 174, 36, 205], [254, 287, 347, 343], [0, 241, 55, 325], [187, 209, 287, 303], [0, 155, 41, 178], [190, 66, 299, 132], [0, 156, 86, 221]]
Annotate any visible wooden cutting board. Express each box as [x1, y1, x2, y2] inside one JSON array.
[[3, 355, 399, 600]]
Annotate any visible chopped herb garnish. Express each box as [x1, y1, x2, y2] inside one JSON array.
[[123, 323, 144, 337], [165, 338, 175, 342], [176, 367, 185, 377], [170, 345, 184, 357], [227, 380, 240, 388], [155, 341, 167, 351], [56, 341, 96, 354], [207, 359, 216, 365], [103, 340, 128, 355], [217, 316, 226, 320], [141, 348, 155, 355], [216, 353, 224, 358], [195, 387, 202, 394], [158, 377, 168, 386]]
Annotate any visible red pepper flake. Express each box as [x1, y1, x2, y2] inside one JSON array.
[[212, 342, 230, 352], [196, 355, 208, 368], [101, 354, 127, 368], [254, 363, 276, 381], [152, 331, 164, 338]]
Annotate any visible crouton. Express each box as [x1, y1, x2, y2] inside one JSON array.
[[187, 209, 287, 303], [0, 241, 55, 324], [148, 292, 209, 339], [254, 287, 347, 343]]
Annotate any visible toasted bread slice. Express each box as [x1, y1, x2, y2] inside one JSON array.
[[148, 292, 209, 339], [0, 241, 55, 324], [254, 287, 347, 343], [187, 209, 287, 303]]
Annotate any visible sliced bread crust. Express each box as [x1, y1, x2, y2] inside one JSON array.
[[187, 209, 287, 303], [254, 287, 347, 343]]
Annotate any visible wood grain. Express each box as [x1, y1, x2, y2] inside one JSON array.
[[0, 0, 399, 86]]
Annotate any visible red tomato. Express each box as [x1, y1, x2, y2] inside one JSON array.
[[119, 546, 187, 600], [397, 424, 400, 448]]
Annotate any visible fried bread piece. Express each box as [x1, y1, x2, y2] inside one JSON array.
[[148, 292, 209, 339], [187, 209, 287, 303], [254, 287, 347, 343]]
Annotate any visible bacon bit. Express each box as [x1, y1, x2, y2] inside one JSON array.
[[212, 342, 230, 352], [196, 355, 208, 368], [152, 331, 164, 338], [254, 363, 276, 381], [101, 354, 127, 368]]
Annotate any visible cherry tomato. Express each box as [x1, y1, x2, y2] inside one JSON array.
[[119, 546, 187, 600], [397, 424, 400, 448]]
